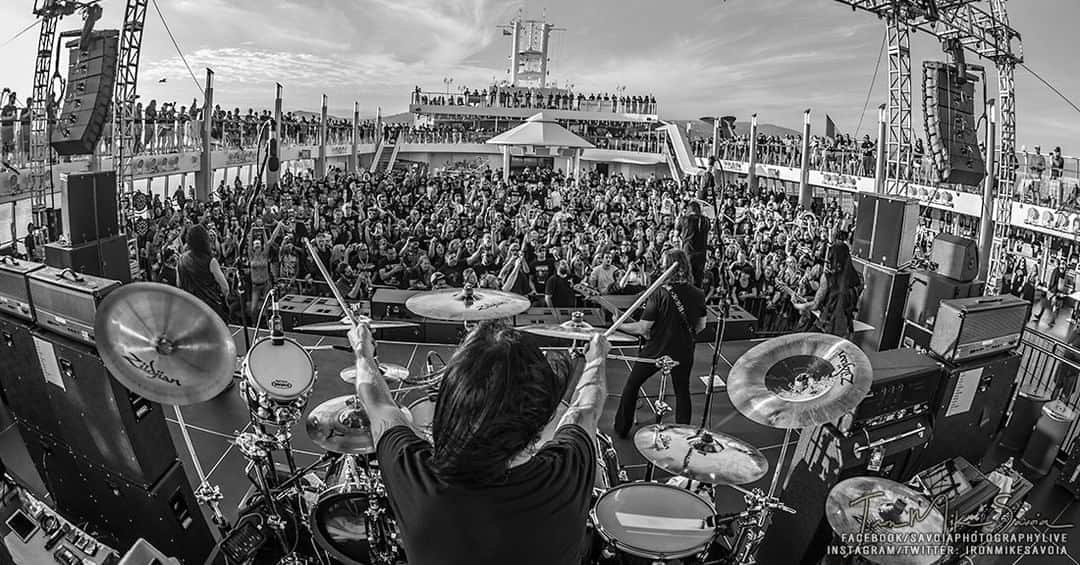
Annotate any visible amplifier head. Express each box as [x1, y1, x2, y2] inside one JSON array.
[[0, 256, 46, 321], [27, 266, 119, 345]]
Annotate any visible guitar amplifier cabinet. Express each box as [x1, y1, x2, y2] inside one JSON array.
[[0, 314, 63, 441], [853, 348, 943, 431], [853, 258, 911, 352], [929, 295, 1028, 363], [27, 266, 120, 345], [905, 269, 985, 328], [0, 256, 46, 322]]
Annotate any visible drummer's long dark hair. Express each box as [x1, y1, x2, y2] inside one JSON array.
[[429, 320, 568, 485]]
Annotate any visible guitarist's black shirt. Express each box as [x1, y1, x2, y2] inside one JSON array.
[[640, 283, 706, 363]]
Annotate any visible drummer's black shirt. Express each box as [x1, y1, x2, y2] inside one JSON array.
[[377, 424, 596, 565]]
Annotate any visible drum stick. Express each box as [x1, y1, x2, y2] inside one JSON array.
[[304, 239, 360, 326], [603, 262, 679, 338]]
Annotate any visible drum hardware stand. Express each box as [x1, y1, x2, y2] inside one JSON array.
[[237, 431, 299, 561], [610, 354, 678, 481], [724, 429, 798, 565], [172, 405, 231, 535], [680, 297, 732, 495]]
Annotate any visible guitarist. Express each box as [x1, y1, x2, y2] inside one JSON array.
[[791, 242, 863, 341]]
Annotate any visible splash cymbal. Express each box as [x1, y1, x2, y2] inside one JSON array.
[[518, 318, 638, 344], [726, 333, 872, 429], [633, 424, 768, 485], [339, 363, 411, 384], [405, 286, 531, 321], [94, 283, 237, 406], [826, 476, 945, 565], [306, 395, 375, 455]]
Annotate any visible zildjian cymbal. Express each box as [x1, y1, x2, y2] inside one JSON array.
[[726, 333, 872, 429], [633, 424, 769, 485], [339, 363, 411, 383], [94, 283, 237, 406], [405, 286, 531, 321], [292, 317, 419, 334], [306, 395, 375, 455], [518, 317, 638, 344], [826, 476, 945, 565]]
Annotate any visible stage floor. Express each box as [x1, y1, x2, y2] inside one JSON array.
[[1, 328, 1078, 564]]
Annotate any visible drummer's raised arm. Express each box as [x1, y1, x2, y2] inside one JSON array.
[[558, 333, 610, 437], [348, 324, 409, 445]]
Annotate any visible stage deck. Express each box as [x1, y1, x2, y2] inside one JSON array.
[[0, 328, 1077, 563]]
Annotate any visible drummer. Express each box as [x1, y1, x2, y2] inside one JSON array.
[[347, 321, 611, 565]]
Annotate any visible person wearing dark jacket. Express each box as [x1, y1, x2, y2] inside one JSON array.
[[792, 242, 864, 341], [177, 223, 230, 320]]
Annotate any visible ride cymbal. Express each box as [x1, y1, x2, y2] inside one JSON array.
[[726, 333, 872, 429], [826, 476, 945, 565], [339, 363, 411, 384], [293, 317, 419, 334], [306, 395, 375, 455], [405, 286, 531, 321], [94, 283, 237, 406], [633, 424, 768, 485]]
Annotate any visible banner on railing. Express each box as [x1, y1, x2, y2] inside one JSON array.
[[901, 184, 982, 217], [130, 154, 199, 179], [225, 149, 257, 165], [1010, 201, 1080, 237]]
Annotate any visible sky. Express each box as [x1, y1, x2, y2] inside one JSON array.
[[0, 0, 1077, 151]]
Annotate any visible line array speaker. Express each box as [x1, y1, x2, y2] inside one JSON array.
[[51, 31, 119, 156], [922, 61, 985, 186]]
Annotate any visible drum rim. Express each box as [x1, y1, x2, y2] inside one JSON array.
[[309, 470, 376, 565], [590, 481, 717, 559], [244, 336, 317, 400]]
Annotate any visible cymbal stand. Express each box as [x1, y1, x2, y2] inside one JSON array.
[[172, 405, 230, 535], [610, 355, 678, 481], [725, 428, 798, 565], [684, 296, 732, 496], [236, 430, 294, 558]]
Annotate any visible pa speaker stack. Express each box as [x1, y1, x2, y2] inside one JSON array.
[[922, 61, 985, 186], [44, 170, 129, 282], [51, 31, 119, 156], [901, 233, 985, 350]]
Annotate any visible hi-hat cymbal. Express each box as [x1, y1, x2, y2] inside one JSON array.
[[94, 283, 237, 406], [405, 287, 531, 321], [826, 476, 945, 565], [293, 317, 419, 334], [519, 319, 638, 344], [727, 333, 872, 429], [339, 363, 410, 384], [633, 424, 768, 485], [306, 395, 375, 455]]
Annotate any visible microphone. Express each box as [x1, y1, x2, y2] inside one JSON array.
[[425, 351, 445, 376], [269, 289, 284, 345]]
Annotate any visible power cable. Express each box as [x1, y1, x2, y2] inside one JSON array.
[[150, 0, 202, 94], [1020, 62, 1080, 116], [0, 18, 41, 49], [855, 32, 887, 136]]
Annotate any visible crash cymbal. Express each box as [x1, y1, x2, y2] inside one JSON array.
[[306, 395, 375, 455], [826, 476, 945, 565], [519, 319, 638, 344], [339, 363, 411, 384], [633, 424, 768, 485], [405, 286, 531, 321], [94, 283, 237, 406], [293, 317, 419, 334], [726, 333, 872, 429]]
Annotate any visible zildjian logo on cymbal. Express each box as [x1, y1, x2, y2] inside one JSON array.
[[122, 353, 182, 386]]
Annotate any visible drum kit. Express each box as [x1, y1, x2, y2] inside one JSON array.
[[90, 242, 944, 565]]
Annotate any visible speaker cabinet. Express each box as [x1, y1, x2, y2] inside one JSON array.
[[853, 258, 911, 352], [44, 234, 130, 283], [22, 433, 213, 565], [922, 62, 986, 186], [757, 418, 930, 564], [29, 330, 178, 487], [931, 233, 980, 282], [909, 353, 1021, 473], [904, 269, 985, 328], [51, 31, 118, 156], [61, 171, 119, 245], [853, 193, 919, 269], [0, 314, 63, 442]]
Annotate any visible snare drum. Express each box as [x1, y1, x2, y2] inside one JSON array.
[[310, 456, 401, 564], [397, 385, 438, 442], [243, 337, 316, 424], [591, 482, 717, 561]]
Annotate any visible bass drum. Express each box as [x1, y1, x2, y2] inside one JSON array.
[[310, 456, 401, 565]]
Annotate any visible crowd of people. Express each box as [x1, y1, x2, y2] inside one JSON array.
[[411, 85, 658, 114], [128, 162, 858, 338]]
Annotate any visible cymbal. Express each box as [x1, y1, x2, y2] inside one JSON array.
[[94, 283, 237, 406], [519, 319, 638, 344], [826, 476, 945, 565], [633, 424, 768, 485], [293, 317, 419, 334], [339, 363, 411, 384], [306, 395, 375, 455], [405, 287, 531, 321], [727, 333, 872, 429]]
